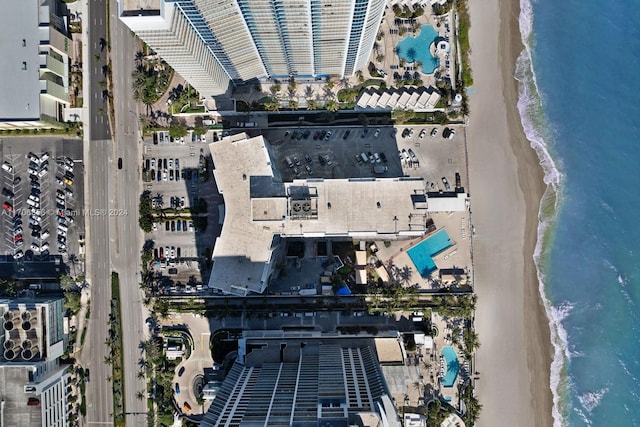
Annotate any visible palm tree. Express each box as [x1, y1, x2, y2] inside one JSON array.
[[376, 54, 385, 63], [137, 371, 146, 380], [304, 85, 314, 99], [288, 100, 298, 110], [59, 275, 76, 291], [68, 254, 79, 276], [306, 100, 317, 111], [264, 101, 280, 112], [135, 50, 145, 68], [136, 391, 145, 401], [339, 77, 351, 90], [325, 99, 339, 112]]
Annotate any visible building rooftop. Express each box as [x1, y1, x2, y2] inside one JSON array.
[[203, 331, 401, 427], [0, 366, 42, 426], [0, 0, 42, 121], [208, 134, 430, 294]]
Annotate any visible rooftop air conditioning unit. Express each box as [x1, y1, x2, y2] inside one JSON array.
[[21, 310, 37, 321], [22, 346, 39, 361], [4, 344, 22, 360]]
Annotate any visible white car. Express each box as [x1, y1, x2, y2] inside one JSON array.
[[40, 242, 49, 252], [63, 164, 73, 173], [430, 128, 439, 138], [373, 128, 380, 138], [40, 152, 50, 162], [14, 250, 24, 259], [168, 159, 173, 168], [38, 168, 48, 178], [324, 131, 332, 141], [30, 243, 40, 252], [150, 158, 156, 168], [419, 129, 427, 139], [41, 230, 50, 240]]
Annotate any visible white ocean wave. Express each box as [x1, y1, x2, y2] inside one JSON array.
[[517, 0, 568, 425], [578, 388, 608, 413]]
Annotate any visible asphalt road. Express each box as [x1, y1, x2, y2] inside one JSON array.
[[108, 0, 148, 423], [81, 0, 114, 424]]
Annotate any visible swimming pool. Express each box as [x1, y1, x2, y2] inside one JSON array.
[[441, 346, 460, 388], [406, 229, 453, 277], [396, 25, 440, 74]]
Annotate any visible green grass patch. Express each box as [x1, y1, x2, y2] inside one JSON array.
[[110, 272, 126, 424]]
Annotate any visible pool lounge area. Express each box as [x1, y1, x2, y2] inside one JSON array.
[[406, 229, 454, 277], [440, 346, 460, 388], [396, 24, 440, 74]]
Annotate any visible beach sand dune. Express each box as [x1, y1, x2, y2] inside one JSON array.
[[466, 0, 553, 425]]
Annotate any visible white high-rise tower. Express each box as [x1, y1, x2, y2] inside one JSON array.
[[119, 0, 386, 98]]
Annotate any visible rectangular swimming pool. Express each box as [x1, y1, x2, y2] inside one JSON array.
[[407, 229, 453, 277]]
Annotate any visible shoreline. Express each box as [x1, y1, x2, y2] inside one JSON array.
[[501, 0, 555, 424], [466, 0, 553, 425]]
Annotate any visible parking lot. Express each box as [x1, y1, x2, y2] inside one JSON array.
[[142, 130, 223, 286], [260, 124, 467, 186], [1, 137, 84, 262]]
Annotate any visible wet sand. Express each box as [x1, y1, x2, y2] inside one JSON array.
[[466, 0, 554, 425]]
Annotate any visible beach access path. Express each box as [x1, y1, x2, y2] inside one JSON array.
[[466, 0, 553, 426]]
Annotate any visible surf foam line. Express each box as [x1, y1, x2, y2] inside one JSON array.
[[517, 0, 569, 426]]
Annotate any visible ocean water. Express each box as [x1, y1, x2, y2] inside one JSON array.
[[516, 0, 640, 425]]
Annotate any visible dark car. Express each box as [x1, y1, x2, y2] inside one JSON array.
[[118, 158, 123, 169], [313, 131, 320, 140], [361, 129, 369, 138], [379, 152, 387, 163], [178, 366, 185, 377], [85, 369, 90, 382], [1, 188, 14, 198], [13, 176, 21, 185], [319, 130, 326, 140], [175, 383, 180, 394], [342, 129, 351, 140]]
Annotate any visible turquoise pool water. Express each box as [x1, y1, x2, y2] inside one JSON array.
[[406, 229, 453, 277], [441, 346, 460, 388], [396, 25, 440, 74]]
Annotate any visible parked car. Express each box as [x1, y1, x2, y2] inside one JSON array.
[[419, 129, 427, 139], [430, 128, 439, 138], [373, 128, 380, 138]]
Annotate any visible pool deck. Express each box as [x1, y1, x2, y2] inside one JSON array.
[[375, 210, 472, 291], [367, 8, 458, 91]]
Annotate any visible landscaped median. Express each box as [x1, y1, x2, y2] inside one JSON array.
[[106, 272, 126, 426]]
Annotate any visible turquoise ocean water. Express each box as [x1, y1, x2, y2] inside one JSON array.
[[516, 0, 640, 425]]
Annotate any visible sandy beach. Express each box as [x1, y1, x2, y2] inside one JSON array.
[[466, 0, 554, 425]]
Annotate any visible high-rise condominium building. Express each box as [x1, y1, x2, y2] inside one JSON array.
[[119, 0, 386, 98]]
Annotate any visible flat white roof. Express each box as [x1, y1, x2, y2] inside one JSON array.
[[367, 92, 381, 108], [426, 92, 441, 109], [208, 134, 429, 294], [387, 92, 401, 107], [427, 192, 467, 212], [397, 92, 411, 108], [357, 91, 372, 108], [377, 92, 391, 108], [0, 0, 42, 120], [414, 92, 428, 109], [407, 92, 421, 108]]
